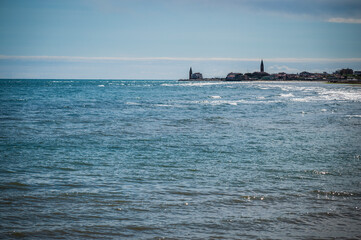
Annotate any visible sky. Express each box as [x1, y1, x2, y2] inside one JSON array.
[[0, 0, 361, 79]]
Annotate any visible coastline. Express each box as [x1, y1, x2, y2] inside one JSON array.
[[179, 78, 361, 84], [184, 63, 360, 84]]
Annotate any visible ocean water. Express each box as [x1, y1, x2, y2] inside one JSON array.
[[0, 79, 360, 239]]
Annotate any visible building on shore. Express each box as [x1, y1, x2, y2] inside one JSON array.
[[189, 67, 203, 79], [182, 61, 361, 82], [337, 68, 354, 75], [191, 72, 203, 79], [244, 71, 269, 80], [226, 72, 246, 81], [299, 71, 312, 77]]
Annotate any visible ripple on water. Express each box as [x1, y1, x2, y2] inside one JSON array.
[[1, 80, 360, 239], [0, 182, 30, 190], [311, 190, 360, 197]]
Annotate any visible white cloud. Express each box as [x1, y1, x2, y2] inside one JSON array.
[[327, 18, 361, 24], [1, 55, 361, 63], [268, 65, 299, 73], [192, 0, 361, 22], [0, 55, 258, 62]]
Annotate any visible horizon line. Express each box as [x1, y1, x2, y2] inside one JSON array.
[[0, 78, 178, 80], [1, 55, 361, 63]]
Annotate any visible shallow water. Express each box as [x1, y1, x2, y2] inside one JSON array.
[[0, 80, 360, 239]]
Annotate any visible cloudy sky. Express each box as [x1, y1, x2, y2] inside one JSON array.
[[1, 0, 361, 79]]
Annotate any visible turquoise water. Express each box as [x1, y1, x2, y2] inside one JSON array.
[[0, 79, 360, 239]]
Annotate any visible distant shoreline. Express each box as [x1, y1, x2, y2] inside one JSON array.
[[179, 78, 361, 84]]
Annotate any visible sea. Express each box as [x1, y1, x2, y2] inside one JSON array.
[[0, 79, 360, 239]]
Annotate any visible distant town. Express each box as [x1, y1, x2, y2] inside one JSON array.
[[180, 60, 361, 84]]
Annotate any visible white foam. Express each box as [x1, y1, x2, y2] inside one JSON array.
[[125, 102, 140, 105], [228, 102, 238, 105], [155, 104, 172, 107], [292, 97, 314, 102], [191, 99, 282, 106], [98, 85, 105, 87], [280, 93, 294, 98], [192, 100, 238, 106], [313, 170, 329, 175], [210, 96, 222, 99], [255, 83, 361, 102], [176, 81, 243, 87], [51, 81, 74, 83]]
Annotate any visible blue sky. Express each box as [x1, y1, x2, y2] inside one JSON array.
[[1, 0, 361, 79]]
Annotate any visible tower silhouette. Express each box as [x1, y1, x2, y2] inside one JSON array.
[[189, 67, 193, 79], [260, 60, 264, 73]]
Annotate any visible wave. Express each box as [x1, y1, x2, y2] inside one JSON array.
[[255, 83, 361, 102], [125, 102, 141, 105], [163, 81, 244, 87], [280, 93, 294, 98], [0, 182, 30, 190], [311, 190, 360, 197], [190, 99, 282, 106]]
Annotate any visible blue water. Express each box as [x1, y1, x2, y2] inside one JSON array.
[[0, 79, 360, 239]]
